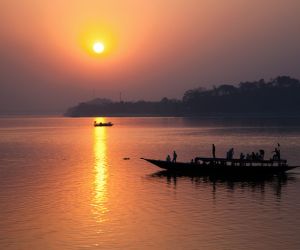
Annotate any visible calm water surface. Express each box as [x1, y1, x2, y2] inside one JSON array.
[[0, 117, 300, 250]]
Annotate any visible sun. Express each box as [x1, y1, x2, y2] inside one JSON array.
[[93, 42, 105, 54]]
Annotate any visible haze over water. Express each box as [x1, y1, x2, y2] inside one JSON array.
[[0, 117, 300, 249]]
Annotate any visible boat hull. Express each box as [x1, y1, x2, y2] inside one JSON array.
[[142, 158, 298, 176], [94, 124, 113, 127]]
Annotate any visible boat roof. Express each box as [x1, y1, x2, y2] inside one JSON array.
[[195, 157, 287, 164]]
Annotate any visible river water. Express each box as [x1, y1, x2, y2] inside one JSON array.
[[0, 116, 299, 249]]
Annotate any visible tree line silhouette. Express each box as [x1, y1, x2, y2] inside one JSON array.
[[65, 76, 300, 117]]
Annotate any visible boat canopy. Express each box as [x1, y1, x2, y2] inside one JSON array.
[[195, 157, 287, 165]]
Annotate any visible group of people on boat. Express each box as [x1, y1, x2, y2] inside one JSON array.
[[226, 148, 234, 160], [166, 150, 177, 163], [223, 144, 280, 161], [240, 150, 265, 161], [166, 143, 282, 164]]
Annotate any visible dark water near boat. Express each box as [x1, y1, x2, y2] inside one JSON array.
[[0, 116, 300, 250]]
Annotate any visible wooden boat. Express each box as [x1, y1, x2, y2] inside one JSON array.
[[94, 122, 113, 127], [142, 157, 298, 176]]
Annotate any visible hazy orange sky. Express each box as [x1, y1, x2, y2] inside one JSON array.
[[1, 0, 300, 113]]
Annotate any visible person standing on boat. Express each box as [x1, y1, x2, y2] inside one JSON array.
[[277, 143, 281, 160], [240, 153, 245, 160], [172, 150, 177, 163], [273, 147, 281, 160], [239, 153, 245, 166], [227, 148, 234, 160], [272, 143, 281, 161], [212, 144, 216, 158], [166, 154, 171, 162], [259, 149, 265, 160]]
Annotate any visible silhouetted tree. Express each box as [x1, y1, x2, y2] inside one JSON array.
[[216, 84, 237, 96], [65, 76, 300, 117]]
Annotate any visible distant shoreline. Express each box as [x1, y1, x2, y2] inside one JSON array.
[[0, 114, 62, 118], [64, 76, 300, 118], [63, 113, 300, 119]]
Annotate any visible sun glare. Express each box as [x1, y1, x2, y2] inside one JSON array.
[[79, 24, 117, 58], [93, 42, 105, 54]]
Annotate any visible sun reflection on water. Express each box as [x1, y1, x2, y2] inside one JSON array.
[[92, 123, 109, 222]]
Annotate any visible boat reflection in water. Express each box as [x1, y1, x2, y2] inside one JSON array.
[[92, 123, 109, 223], [151, 170, 297, 199]]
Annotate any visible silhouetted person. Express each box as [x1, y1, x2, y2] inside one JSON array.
[[166, 155, 171, 162], [212, 144, 216, 158], [239, 153, 245, 166], [172, 150, 177, 163], [259, 149, 265, 160], [227, 148, 234, 160], [240, 153, 245, 160], [273, 147, 281, 160], [246, 153, 251, 160]]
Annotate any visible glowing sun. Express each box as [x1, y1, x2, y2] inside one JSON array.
[[93, 42, 105, 54]]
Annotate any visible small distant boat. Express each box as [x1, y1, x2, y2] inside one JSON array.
[[142, 157, 299, 176], [94, 121, 113, 127]]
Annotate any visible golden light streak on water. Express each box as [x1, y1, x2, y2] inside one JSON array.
[[92, 124, 109, 223]]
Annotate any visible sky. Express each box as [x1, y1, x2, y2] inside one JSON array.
[[1, 0, 300, 114]]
